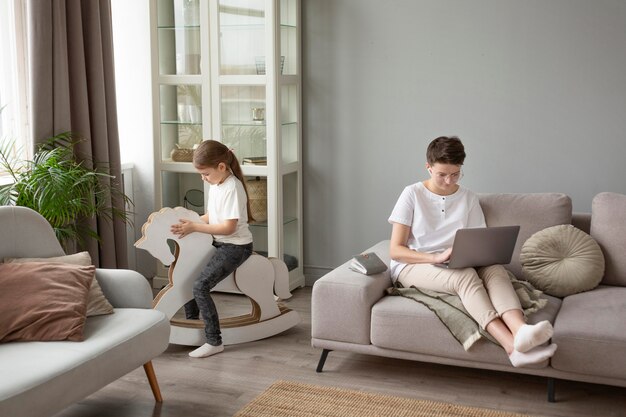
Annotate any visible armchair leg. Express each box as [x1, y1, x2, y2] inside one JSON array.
[[547, 377, 555, 403], [316, 349, 332, 373], [143, 361, 163, 402]]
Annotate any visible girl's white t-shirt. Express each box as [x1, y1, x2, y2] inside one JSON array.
[[207, 174, 253, 245], [387, 182, 486, 279]]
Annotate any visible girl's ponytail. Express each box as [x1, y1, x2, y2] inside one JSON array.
[[193, 140, 254, 221], [227, 153, 254, 222]]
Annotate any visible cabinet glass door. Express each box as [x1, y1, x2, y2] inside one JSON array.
[[280, 84, 298, 165], [159, 84, 203, 161], [157, 0, 202, 75], [280, 0, 297, 76], [282, 171, 300, 271], [220, 85, 266, 163], [219, 0, 266, 75], [161, 171, 205, 212]]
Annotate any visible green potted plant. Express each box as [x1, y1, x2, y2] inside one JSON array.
[[0, 132, 132, 250]]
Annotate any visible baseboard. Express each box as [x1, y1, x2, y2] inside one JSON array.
[[152, 275, 169, 289], [304, 265, 333, 286]]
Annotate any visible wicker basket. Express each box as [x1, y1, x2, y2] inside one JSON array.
[[171, 147, 194, 162], [247, 176, 267, 223]]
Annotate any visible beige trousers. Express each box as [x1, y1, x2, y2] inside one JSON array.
[[398, 263, 522, 329]]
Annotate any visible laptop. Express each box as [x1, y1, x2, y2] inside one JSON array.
[[434, 225, 521, 269]]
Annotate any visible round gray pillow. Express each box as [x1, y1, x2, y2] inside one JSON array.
[[520, 224, 605, 297]]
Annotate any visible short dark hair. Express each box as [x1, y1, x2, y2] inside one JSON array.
[[426, 136, 466, 166]]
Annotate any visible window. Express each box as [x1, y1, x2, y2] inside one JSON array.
[[0, 0, 29, 173]]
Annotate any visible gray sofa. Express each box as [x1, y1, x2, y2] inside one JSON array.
[[312, 192, 626, 401], [0, 206, 171, 417]]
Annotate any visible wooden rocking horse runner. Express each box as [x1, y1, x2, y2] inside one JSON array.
[[135, 207, 300, 346]]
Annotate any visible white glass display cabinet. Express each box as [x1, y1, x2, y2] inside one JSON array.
[[150, 0, 304, 290]]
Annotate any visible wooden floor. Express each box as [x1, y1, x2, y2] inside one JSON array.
[[55, 286, 626, 417]]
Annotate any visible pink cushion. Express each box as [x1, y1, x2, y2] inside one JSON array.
[[3, 252, 114, 316], [0, 262, 94, 342]]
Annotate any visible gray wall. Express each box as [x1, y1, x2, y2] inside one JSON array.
[[302, 0, 626, 280]]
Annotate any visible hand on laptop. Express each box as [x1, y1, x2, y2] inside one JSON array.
[[432, 248, 452, 264]]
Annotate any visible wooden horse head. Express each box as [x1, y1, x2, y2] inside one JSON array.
[[135, 207, 300, 346], [135, 207, 210, 266], [135, 207, 215, 320]]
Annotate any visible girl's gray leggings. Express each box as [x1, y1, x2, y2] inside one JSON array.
[[184, 241, 253, 345]]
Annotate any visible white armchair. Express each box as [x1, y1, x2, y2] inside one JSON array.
[[0, 206, 170, 417]]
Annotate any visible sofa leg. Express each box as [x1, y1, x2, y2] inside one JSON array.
[[547, 377, 555, 403], [316, 349, 332, 373], [143, 361, 163, 402]]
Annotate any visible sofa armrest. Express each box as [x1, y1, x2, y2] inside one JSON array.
[[95, 269, 154, 309], [312, 240, 392, 345]]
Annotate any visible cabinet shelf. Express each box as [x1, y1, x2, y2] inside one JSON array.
[[159, 161, 199, 173], [160, 121, 202, 126], [157, 25, 201, 30], [281, 161, 299, 175], [221, 121, 297, 127], [219, 5, 264, 18], [250, 216, 297, 228], [222, 121, 266, 127], [157, 75, 202, 84], [220, 24, 264, 30], [241, 165, 268, 177], [217, 75, 266, 85]]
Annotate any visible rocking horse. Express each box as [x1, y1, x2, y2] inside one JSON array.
[[135, 207, 300, 346]]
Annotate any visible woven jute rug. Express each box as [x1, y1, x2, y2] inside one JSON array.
[[234, 380, 533, 417]]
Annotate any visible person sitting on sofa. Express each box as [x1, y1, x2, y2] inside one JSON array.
[[388, 136, 557, 368]]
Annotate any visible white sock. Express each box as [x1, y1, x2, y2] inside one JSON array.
[[188, 343, 224, 358], [514, 320, 554, 353], [509, 344, 557, 368]]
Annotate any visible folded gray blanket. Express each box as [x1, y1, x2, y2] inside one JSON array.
[[386, 271, 547, 351]]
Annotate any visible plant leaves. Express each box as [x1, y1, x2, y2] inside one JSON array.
[[1, 133, 132, 248]]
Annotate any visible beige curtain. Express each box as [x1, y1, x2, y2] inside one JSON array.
[[26, 0, 127, 268]]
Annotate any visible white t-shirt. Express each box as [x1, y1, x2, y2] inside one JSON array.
[[387, 182, 486, 279], [207, 174, 253, 245]]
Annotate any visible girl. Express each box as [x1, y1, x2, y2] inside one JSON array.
[[388, 136, 557, 368], [171, 140, 254, 358]]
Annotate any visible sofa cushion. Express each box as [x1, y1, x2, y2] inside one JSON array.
[[0, 308, 170, 417], [591, 192, 626, 286], [0, 262, 94, 342], [3, 252, 114, 317], [551, 286, 626, 379], [370, 293, 561, 367], [479, 193, 572, 278], [520, 225, 605, 297]]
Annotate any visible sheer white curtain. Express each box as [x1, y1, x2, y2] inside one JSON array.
[[0, 0, 29, 165]]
